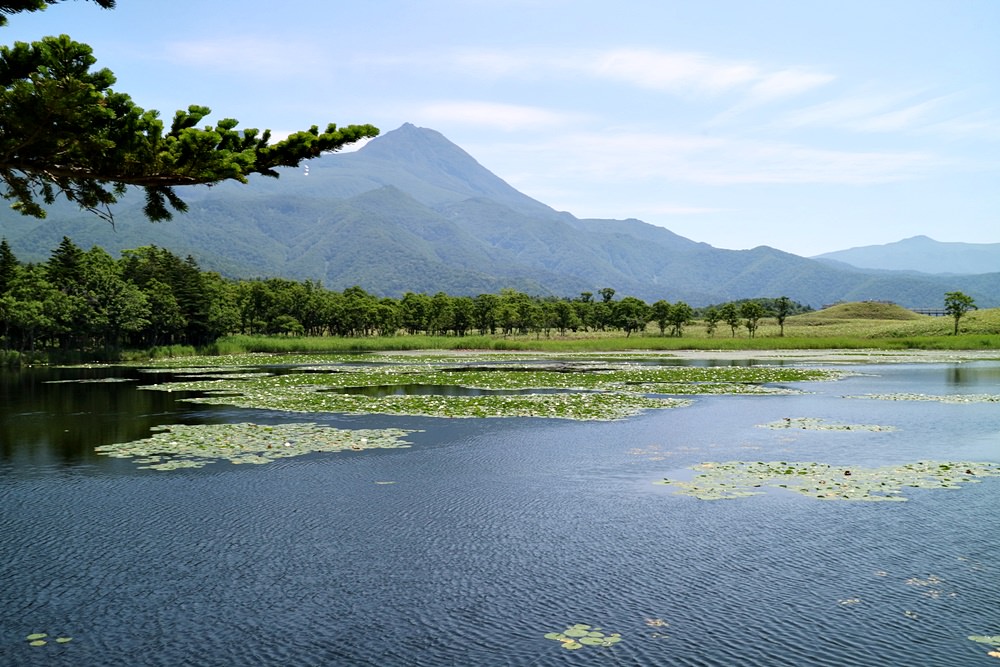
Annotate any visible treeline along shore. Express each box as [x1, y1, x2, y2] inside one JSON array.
[[1, 237, 995, 364]]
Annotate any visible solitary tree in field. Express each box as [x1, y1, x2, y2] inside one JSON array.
[[1, 2, 378, 222], [774, 296, 792, 336], [943, 291, 976, 335]]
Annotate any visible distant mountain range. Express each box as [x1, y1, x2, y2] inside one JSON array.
[[2, 123, 998, 308], [812, 236, 1000, 275]]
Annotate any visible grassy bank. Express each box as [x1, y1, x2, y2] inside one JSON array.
[[101, 303, 1000, 360]]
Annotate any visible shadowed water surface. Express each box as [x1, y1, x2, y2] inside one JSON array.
[[1, 360, 999, 666]]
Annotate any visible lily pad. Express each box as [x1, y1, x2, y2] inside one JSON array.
[[579, 637, 606, 646], [26, 633, 47, 641], [970, 636, 1000, 646]]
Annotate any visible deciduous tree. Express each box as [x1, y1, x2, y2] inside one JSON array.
[[740, 301, 766, 339], [943, 291, 976, 335]]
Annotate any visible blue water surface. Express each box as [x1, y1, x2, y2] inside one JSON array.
[[1, 359, 998, 666]]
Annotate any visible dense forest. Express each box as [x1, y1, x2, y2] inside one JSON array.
[[0, 238, 811, 359]]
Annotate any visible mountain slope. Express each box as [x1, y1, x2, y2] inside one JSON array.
[[3, 124, 998, 308], [813, 235, 1000, 275]]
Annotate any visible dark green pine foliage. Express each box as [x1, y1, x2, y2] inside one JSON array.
[[175, 256, 213, 346], [45, 236, 85, 291], [120, 246, 212, 346], [0, 238, 18, 294], [1, 6, 378, 221]]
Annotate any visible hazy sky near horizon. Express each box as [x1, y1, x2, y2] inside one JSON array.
[[5, 0, 998, 256]]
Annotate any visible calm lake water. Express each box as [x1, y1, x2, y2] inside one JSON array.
[[1, 358, 999, 666]]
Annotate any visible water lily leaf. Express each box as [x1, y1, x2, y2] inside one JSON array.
[[969, 636, 1000, 646], [563, 628, 589, 637], [29, 640, 46, 646], [562, 642, 583, 650], [579, 637, 606, 645], [55, 637, 72, 643], [26, 633, 47, 641], [543, 633, 566, 641]]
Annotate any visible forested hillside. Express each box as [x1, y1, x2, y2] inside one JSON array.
[[4, 124, 998, 308], [0, 238, 811, 357]]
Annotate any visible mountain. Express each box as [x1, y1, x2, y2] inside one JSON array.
[[3, 123, 999, 308], [812, 236, 1000, 275]]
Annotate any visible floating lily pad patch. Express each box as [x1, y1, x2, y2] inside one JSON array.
[[657, 460, 1000, 501], [95, 422, 418, 470], [848, 392, 1000, 404], [544, 624, 621, 650], [137, 358, 837, 420], [760, 417, 896, 431]]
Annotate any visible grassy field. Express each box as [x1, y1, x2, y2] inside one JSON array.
[[197, 303, 1000, 355]]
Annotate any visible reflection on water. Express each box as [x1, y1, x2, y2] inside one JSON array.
[[0, 366, 229, 465], [1, 359, 999, 666], [945, 362, 1000, 388]]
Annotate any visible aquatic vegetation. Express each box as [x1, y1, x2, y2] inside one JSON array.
[[760, 417, 896, 431], [95, 422, 418, 470], [137, 356, 837, 420], [848, 392, 1000, 404], [544, 624, 621, 650], [182, 388, 688, 421], [657, 460, 1000, 501], [25, 633, 71, 647], [968, 636, 1000, 646]]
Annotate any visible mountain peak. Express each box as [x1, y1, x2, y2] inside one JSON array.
[[358, 123, 470, 162], [354, 123, 564, 221]]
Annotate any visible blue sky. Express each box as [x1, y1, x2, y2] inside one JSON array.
[[5, 0, 998, 256]]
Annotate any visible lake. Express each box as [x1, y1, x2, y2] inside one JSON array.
[[2, 354, 999, 666]]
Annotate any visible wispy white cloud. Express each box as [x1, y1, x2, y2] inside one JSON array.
[[746, 68, 836, 103], [414, 100, 590, 131], [591, 49, 760, 94], [163, 37, 322, 77], [485, 131, 947, 187], [778, 89, 960, 134], [919, 109, 1000, 141], [374, 47, 832, 102]]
